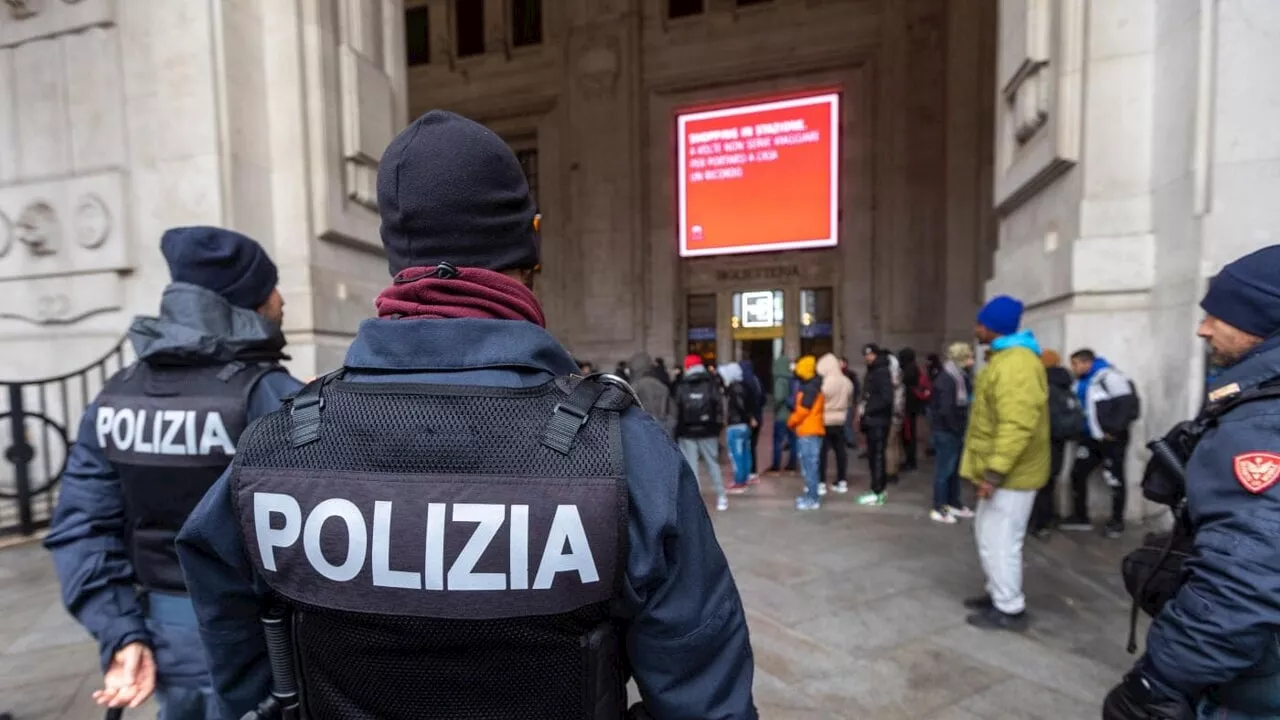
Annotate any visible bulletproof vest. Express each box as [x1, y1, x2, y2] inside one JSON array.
[[97, 360, 278, 594], [231, 372, 634, 720]]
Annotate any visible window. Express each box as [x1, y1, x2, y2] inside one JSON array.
[[516, 149, 538, 207], [405, 6, 431, 66], [668, 0, 704, 19], [454, 0, 484, 57], [511, 0, 542, 47]]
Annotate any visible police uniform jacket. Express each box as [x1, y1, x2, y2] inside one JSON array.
[[44, 283, 303, 671], [1140, 334, 1280, 714], [175, 318, 757, 720]]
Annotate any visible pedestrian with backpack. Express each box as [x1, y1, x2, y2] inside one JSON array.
[[1029, 349, 1085, 539], [1061, 348, 1141, 538], [676, 354, 729, 511]]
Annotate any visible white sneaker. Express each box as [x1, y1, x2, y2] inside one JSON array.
[[834, 481, 849, 494], [716, 497, 729, 512], [818, 483, 828, 497], [947, 505, 975, 519], [930, 508, 958, 525]]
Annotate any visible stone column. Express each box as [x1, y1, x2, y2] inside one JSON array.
[[0, 0, 408, 381]]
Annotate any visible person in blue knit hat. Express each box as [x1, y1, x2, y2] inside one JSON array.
[[44, 226, 302, 718], [958, 294, 1050, 633], [1104, 245, 1280, 720]]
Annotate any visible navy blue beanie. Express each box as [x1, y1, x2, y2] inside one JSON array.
[[976, 294, 1024, 336], [377, 110, 538, 277], [160, 226, 278, 310], [1200, 245, 1280, 338]]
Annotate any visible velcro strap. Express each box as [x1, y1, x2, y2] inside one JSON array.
[[542, 379, 607, 455]]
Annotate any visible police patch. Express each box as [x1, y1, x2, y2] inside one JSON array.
[[1234, 452, 1280, 494]]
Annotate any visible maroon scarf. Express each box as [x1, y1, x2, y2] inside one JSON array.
[[375, 266, 546, 326]]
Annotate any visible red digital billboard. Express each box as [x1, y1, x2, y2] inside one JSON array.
[[677, 92, 840, 257]]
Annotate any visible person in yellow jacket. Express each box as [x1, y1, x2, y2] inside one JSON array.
[[787, 355, 827, 510], [958, 295, 1050, 632]]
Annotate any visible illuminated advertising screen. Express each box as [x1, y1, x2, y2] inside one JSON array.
[[677, 92, 840, 257]]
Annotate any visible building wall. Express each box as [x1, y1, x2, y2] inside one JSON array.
[[407, 0, 997, 366]]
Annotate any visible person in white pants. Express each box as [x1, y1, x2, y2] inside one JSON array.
[[957, 295, 1052, 631]]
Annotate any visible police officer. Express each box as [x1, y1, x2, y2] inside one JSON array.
[[176, 110, 757, 720], [1103, 245, 1280, 720], [44, 227, 303, 717]]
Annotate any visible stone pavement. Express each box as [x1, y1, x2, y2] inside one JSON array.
[[0, 462, 1142, 720]]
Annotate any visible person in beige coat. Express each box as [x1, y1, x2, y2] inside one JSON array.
[[817, 352, 855, 494]]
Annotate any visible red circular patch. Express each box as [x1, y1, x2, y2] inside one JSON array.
[[1234, 452, 1280, 494]]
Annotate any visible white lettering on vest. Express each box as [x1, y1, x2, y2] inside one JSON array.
[[447, 504, 506, 591], [253, 493, 600, 591], [255, 492, 302, 572], [94, 406, 236, 456], [303, 498, 367, 582]]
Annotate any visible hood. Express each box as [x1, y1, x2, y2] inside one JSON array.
[[718, 362, 744, 385], [128, 282, 286, 364], [816, 353, 841, 377], [684, 364, 708, 378], [628, 351, 654, 374], [1047, 366, 1074, 388], [795, 356, 817, 381], [991, 329, 1042, 356], [772, 354, 791, 375]]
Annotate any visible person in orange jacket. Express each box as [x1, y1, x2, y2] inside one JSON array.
[[788, 355, 827, 510]]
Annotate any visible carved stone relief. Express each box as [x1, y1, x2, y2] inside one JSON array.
[[576, 35, 620, 100], [0, 0, 113, 48], [74, 193, 108, 248], [4, 0, 42, 21], [15, 201, 58, 256], [0, 169, 129, 280]]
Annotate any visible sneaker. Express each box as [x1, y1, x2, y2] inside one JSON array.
[[1104, 520, 1125, 539], [856, 492, 886, 506], [1059, 516, 1093, 532], [966, 607, 1028, 632], [818, 483, 828, 497], [726, 483, 749, 495], [834, 481, 849, 494], [716, 497, 729, 512], [747, 474, 761, 485], [929, 508, 957, 525], [947, 505, 975, 519], [962, 594, 994, 610], [795, 496, 821, 511]]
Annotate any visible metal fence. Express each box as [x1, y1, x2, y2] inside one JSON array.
[[0, 339, 132, 537]]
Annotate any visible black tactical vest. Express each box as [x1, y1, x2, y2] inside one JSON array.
[[97, 360, 280, 594], [230, 373, 634, 720]]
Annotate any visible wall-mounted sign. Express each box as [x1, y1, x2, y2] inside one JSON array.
[[740, 291, 776, 328], [733, 326, 785, 341], [677, 92, 841, 257], [714, 265, 802, 282]]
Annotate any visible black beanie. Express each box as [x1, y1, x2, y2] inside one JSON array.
[[160, 226, 278, 310], [377, 110, 539, 277], [1200, 244, 1280, 339]]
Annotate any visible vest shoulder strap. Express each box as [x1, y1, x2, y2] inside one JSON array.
[[288, 369, 345, 448], [542, 374, 636, 455], [1202, 380, 1280, 427]]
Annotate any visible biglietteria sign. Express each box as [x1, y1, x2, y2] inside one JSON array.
[[677, 92, 840, 257]]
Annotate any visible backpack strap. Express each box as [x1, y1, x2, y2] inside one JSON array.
[[542, 373, 637, 455]]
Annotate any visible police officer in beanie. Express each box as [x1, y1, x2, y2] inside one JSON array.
[[175, 110, 756, 720], [1103, 244, 1280, 719], [44, 227, 303, 718]]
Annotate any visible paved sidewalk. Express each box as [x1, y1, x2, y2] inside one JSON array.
[[0, 462, 1141, 719]]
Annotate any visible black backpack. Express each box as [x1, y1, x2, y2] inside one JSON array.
[[677, 376, 722, 430], [1048, 383, 1085, 441]]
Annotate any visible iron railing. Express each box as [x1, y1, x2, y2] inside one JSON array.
[[0, 338, 132, 536]]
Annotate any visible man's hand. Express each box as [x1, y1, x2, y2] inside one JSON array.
[[92, 641, 156, 709], [977, 481, 994, 499], [1101, 672, 1194, 720]]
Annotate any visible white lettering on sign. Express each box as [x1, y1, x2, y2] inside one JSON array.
[[96, 406, 235, 456], [253, 493, 600, 592]]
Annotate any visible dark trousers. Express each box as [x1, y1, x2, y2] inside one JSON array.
[[1030, 440, 1066, 531], [749, 421, 761, 474], [770, 417, 797, 470], [1070, 435, 1129, 524], [865, 424, 889, 494], [819, 425, 848, 485], [902, 412, 919, 469]]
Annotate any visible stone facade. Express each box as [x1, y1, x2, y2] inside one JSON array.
[[0, 0, 409, 382], [988, 0, 1280, 520], [405, 0, 998, 366]]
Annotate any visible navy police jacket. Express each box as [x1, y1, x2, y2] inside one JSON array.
[[176, 318, 757, 720], [1141, 334, 1280, 711], [43, 283, 303, 671]]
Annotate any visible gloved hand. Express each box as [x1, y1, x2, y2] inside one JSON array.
[[1102, 672, 1195, 720]]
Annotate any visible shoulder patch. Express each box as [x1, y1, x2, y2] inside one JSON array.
[[1234, 452, 1280, 494]]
